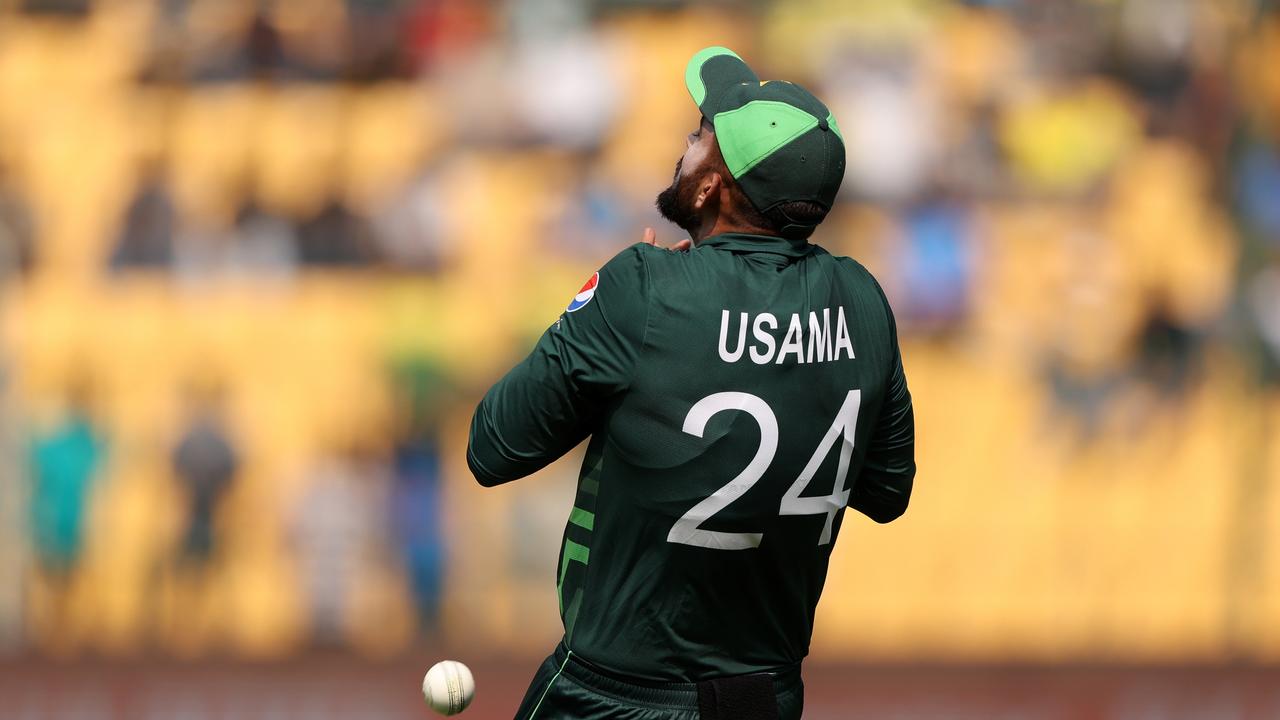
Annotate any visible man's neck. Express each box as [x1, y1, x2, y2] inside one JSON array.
[[691, 218, 778, 245]]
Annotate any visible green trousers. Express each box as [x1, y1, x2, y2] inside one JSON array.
[[513, 643, 804, 720]]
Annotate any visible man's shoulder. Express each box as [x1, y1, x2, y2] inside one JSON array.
[[579, 244, 652, 301], [599, 242, 663, 279], [809, 247, 897, 328], [811, 244, 874, 278], [601, 241, 701, 288], [566, 244, 657, 320], [814, 247, 885, 288]]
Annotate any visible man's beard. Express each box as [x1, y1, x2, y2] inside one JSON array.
[[655, 166, 701, 235]]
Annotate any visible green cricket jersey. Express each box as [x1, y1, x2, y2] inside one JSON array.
[[468, 232, 915, 682]]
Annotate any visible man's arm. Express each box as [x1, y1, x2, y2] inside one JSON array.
[[849, 297, 915, 523], [467, 245, 651, 486]]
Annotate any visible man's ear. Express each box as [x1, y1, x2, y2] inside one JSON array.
[[693, 172, 723, 211]]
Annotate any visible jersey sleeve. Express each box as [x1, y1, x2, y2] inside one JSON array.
[[467, 244, 651, 486], [850, 285, 916, 523]]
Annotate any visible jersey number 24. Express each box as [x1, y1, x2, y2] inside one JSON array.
[[668, 390, 861, 550]]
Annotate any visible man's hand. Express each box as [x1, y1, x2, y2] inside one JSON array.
[[641, 227, 692, 252]]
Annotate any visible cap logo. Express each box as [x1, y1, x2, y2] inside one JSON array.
[[566, 272, 599, 312]]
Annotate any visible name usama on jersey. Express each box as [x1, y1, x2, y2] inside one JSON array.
[[718, 308, 855, 365]]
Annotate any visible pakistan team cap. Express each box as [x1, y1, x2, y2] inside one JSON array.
[[685, 46, 846, 237]]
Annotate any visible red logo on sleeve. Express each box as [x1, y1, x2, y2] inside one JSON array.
[[566, 272, 599, 312]]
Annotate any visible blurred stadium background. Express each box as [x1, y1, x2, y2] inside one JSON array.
[[0, 0, 1279, 717]]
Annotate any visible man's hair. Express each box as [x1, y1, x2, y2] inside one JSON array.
[[704, 129, 828, 239], [755, 200, 828, 240]]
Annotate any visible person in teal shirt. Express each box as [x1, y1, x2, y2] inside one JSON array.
[[28, 394, 105, 578]]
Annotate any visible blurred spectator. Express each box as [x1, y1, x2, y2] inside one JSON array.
[[1134, 298, 1201, 399], [174, 188, 301, 279], [1037, 221, 1141, 443], [26, 378, 106, 633], [0, 162, 35, 284], [345, 0, 414, 82], [109, 163, 177, 272], [827, 48, 940, 202], [371, 162, 451, 272], [172, 383, 239, 567], [1013, 0, 1109, 78], [401, 0, 493, 73], [18, 0, 90, 17], [1112, 0, 1194, 108], [272, 0, 350, 83], [389, 438, 444, 638], [187, 6, 286, 84], [182, 2, 345, 85], [387, 357, 451, 637], [289, 440, 392, 647], [1234, 136, 1280, 248], [245, 8, 291, 81], [227, 195, 301, 275], [297, 196, 379, 267], [1044, 354, 1124, 445], [889, 190, 975, 336], [509, 31, 622, 148], [939, 102, 1006, 196], [138, 0, 195, 84], [172, 221, 234, 282], [998, 79, 1142, 196]]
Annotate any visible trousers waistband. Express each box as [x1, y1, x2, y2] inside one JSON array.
[[552, 642, 802, 710]]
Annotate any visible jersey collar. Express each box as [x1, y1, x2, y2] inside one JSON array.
[[698, 232, 814, 258]]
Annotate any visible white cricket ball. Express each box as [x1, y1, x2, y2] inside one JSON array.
[[422, 660, 475, 716]]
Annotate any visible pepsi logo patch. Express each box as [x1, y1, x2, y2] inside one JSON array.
[[566, 272, 599, 312]]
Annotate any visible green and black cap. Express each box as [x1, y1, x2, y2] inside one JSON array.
[[685, 46, 846, 238]]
